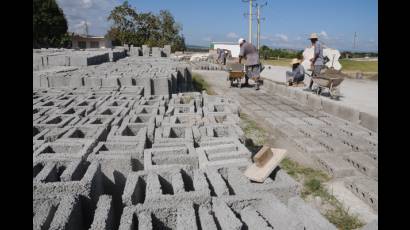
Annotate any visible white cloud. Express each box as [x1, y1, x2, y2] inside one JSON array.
[[275, 33, 288, 42], [319, 30, 328, 39], [227, 32, 239, 39], [57, 0, 120, 36], [260, 35, 269, 40]]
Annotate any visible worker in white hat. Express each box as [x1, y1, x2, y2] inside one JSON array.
[[305, 32, 324, 91], [286, 58, 305, 86], [238, 38, 262, 90]]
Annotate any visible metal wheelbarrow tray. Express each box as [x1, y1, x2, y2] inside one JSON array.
[[312, 69, 346, 99]]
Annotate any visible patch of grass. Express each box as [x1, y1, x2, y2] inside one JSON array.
[[239, 113, 268, 154], [261, 58, 293, 67], [192, 73, 215, 95], [339, 59, 378, 72], [280, 158, 364, 229]]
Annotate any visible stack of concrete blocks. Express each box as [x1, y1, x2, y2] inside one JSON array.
[[163, 45, 171, 57], [142, 45, 150, 56], [33, 64, 339, 229], [151, 47, 164, 57], [33, 49, 118, 70], [34, 55, 198, 97], [129, 45, 142, 56]]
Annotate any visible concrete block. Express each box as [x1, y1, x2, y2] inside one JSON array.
[[343, 152, 378, 179], [89, 195, 115, 230], [316, 136, 352, 153], [288, 196, 337, 230], [337, 104, 361, 124], [359, 112, 378, 133], [306, 94, 323, 110], [344, 176, 378, 212], [313, 153, 356, 178], [294, 90, 308, 105]]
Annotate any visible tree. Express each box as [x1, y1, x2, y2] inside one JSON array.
[[106, 1, 139, 45], [106, 2, 186, 51], [33, 0, 69, 48]]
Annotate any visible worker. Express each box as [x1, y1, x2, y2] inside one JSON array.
[[216, 48, 222, 64], [220, 49, 226, 65], [238, 38, 261, 90], [286, 58, 305, 86], [306, 33, 324, 91]]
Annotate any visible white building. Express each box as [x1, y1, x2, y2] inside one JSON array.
[[71, 34, 112, 49], [211, 42, 240, 58]]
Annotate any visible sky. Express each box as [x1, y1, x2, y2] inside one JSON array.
[[56, 0, 378, 52]]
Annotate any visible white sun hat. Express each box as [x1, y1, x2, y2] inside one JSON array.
[[238, 38, 245, 45]]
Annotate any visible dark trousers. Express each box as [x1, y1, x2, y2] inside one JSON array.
[[308, 65, 323, 89]]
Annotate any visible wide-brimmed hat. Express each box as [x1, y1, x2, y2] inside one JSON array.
[[291, 58, 300, 65], [309, 33, 318, 40]]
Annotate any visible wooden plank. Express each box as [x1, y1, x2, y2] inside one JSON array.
[[244, 147, 287, 183]]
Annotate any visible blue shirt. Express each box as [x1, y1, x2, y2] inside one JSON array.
[[313, 42, 324, 66]]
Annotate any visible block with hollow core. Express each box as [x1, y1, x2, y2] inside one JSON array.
[[338, 135, 375, 152], [33, 140, 95, 161], [288, 196, 337, 230], [343, 152, 378, 180], [101, 99, 136, 108], [87, 141, 145, 196], [122, 167, 210, 207], [213, 193, 304, 230], [316, 136, 352, 153], [276, 124, 304, 138], [197, 139, 251, 169], [154, 124, 198, 145], [296, 125, 326, 138], [244, 147, 287, 183], [313, 153, 356, 178], [291, 137, 327, 154], [33, 160, 103, 212], [131, 105, 162, 116], [89, 195, 115, 230], [57, 125, 109, 144], [33, 195, 84, 230], [224, 167, 301, 203], [198, 124, 245, 143], [144, 143, 197, 169], [36, 114, 81, 131], [106, 125, 147, 145], [118, 202, 213, 230], [344, 176, 378, 212], [89, 106, 130, 117]]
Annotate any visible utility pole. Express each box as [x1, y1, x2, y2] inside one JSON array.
[[256, 2, 267, 51], [249, 0, 253, 43], [242, 0, 257, 44], [84, 20, 89, 37], [353, 32, 357, 49]]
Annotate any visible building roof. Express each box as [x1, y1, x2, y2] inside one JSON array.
[[212, 42, 238, 45], [72, 34, 106, 39]]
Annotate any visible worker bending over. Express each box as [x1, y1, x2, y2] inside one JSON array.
[[306, 33, 324, 91], [238, 38, 262, 90], [286, 58, 305, 86]]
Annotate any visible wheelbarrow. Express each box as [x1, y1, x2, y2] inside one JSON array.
[[306, 69, 346, 100], [227, 63, 246, 88]]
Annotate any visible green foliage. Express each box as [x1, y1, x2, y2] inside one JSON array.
[[192, 74, 214, 95], [33, 0, 69, 48], [106, 1, 186, 51], [259, 45, 302, 59]]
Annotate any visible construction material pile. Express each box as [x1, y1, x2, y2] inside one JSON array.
[[33, 55, 338, 230]]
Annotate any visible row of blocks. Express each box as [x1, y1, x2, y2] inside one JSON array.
[[252, 92, 378, 212], [34, 192, 337, 230]]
